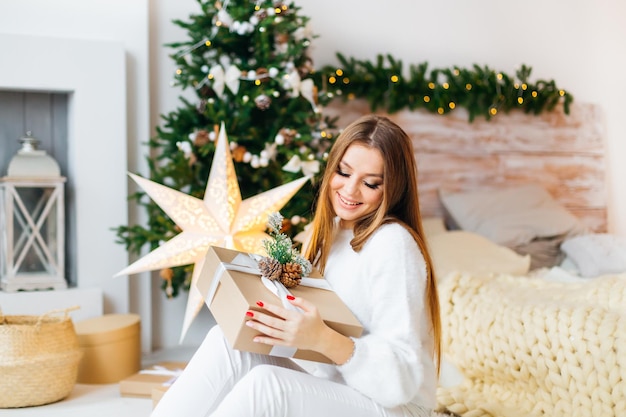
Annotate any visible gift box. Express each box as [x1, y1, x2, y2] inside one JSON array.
[[74, 313, 141, 384], [196, 246, 363, 364], [119, 361, 186, 398], [152, 385, 169, 409]]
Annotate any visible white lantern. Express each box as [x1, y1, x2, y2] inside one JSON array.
[[0, 132, 67, 291]]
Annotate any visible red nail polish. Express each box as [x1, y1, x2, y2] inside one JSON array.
[[286, 295, 295, 300], [256, 301, 264, 307], [246, 311, 254, 317]]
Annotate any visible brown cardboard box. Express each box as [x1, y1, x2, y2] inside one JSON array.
[[119, 361, 187, 398], [75, 314, 141, 384], [196, 246, 363, 363], [152, 385, 169, 408]]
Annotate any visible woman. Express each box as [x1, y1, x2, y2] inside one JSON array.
[[152, 114, 443, 417]]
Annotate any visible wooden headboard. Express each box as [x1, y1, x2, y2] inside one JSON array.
[[324, 99, 608, 232]]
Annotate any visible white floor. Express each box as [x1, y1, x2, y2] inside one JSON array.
[[0, 346, 197, 417], [0, 384, 154, 417], [0, 347, 465, 416]]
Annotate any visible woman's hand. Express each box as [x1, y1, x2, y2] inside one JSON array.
[[245, 295, 356, 365], [245, 295, 328, 352]]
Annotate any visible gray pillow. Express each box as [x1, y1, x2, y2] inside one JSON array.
[[512, 234, 568, 270], [439, 184, 587, 247]]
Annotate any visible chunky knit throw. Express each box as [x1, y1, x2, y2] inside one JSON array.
[[436, 272, 626, 417]]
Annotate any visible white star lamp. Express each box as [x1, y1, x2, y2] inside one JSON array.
[[115, 122, 310, 341]]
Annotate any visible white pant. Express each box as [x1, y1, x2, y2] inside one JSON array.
[[151, 325, 430, 417]]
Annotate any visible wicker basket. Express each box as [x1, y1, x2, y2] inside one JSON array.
[[0, 306, 83, 408]]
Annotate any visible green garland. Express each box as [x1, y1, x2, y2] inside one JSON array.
[[314, 53, 573, 122]]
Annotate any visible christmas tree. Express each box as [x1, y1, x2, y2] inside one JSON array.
[[115, 0, 336, 297]]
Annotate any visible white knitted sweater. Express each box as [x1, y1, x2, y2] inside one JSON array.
[[301, 222, 437, 410]]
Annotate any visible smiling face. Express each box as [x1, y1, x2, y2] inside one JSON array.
[[330, 144, 385, 229]]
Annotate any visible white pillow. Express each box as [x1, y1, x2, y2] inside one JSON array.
[[428, 230, 531, 279], [439, 184, 586, 247], [561, 233, 626, 277]]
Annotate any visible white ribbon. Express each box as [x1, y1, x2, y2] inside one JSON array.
[[211, 64, 241, 98], [261, 277, 303, 313], [261, 276, 300, 358], [203, 253, 331, 306], [283, 155, 320, 176], [203, 254, 260, 306], [287, 70, 316, 110]]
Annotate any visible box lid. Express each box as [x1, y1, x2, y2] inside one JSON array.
[[75, 313, 140, 346]]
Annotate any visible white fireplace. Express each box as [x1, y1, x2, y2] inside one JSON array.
[[0, 34, 130, 320]]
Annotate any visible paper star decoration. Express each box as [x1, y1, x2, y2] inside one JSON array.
[[115, 122, 310, 342]]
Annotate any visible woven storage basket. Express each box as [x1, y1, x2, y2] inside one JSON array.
[[0, 306, 83, 408]]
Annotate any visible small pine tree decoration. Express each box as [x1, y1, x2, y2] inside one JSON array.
[[258, 212, 312, 288], [115, 0, 336, 298]]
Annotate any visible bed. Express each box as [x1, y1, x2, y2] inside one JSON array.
[[324, 99, 626, 417]]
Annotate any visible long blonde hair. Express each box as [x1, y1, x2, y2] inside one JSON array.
[[304, 114, 442, 372]]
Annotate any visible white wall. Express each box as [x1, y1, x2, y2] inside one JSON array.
[[149, 0, 626, 349]]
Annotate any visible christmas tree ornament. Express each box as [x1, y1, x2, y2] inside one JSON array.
[[216, 8, 234, 27], [282, 154, 320, 177], [254, 94, 272, 110], [116, 123, 310, 340], [286, 70, 317, 110], [262, 142, 277, 160], [177, 141, 193, 157], [232, 144, 247, 162], [210, 64, 241, 98], [193, 129, 211, 146], [275, 128, 296, 145], [159, 268, 175, 298], [255, 67, 270, 83]]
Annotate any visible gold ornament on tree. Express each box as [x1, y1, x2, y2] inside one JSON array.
[[115, 123, 310, 341]]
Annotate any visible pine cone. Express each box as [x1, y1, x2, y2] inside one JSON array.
[[194, 129, 210, 146], [258, 256, 282, 280], [280, 262, 302, 288], [256, 67, 270, 83]]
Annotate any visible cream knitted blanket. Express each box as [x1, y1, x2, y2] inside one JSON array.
[[436, 272, 626, 417]]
